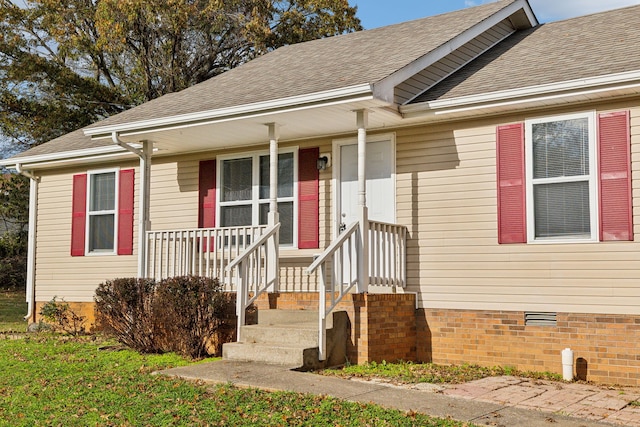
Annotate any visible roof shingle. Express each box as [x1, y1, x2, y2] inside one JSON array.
[[414, 4, 640, 103]]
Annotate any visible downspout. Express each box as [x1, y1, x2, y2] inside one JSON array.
[[15, 164, 38, 323], [111, 132, 151, 278]]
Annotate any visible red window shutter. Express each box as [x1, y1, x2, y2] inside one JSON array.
[[71, 174, 87, 256], [198, 160, 216, 228], [598, 111, 632, 241], [117, 169, 135, 255], [496, 123, 526, 244], [298, 147, 319, 249], [198, 160, 217, 252]]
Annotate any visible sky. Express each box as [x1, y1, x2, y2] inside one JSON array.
[[349, 0, 640, 28]]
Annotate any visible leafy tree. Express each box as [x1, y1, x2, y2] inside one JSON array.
[[0, 0, 361, 151], [0, 173, 29, 233], [0, 173, 28, 289]]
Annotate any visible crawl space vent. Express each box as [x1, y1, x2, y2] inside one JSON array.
[[524, 312, 557, 326]]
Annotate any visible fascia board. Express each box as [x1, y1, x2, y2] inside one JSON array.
[[84, 84, 374, 137], [401, 70, 640, 117], [372, 0, 536, 103], [0, 145, 131, 170]]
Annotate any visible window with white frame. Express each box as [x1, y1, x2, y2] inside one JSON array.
[[526, 112, 597, 242], [219, 150, 296, 245], [87, 170, 118, 253]]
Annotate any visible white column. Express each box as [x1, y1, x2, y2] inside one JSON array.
[[356, 110, 369, 293], [138, 141, 152, 278], [265, 123, 279, 292], [267, 123, 279, 225]]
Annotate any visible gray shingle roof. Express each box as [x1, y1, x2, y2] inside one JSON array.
[[82, 0, 516, 131], [8, 0, 518, 161], [9, 129, 111, 160], [414, 4, 640, 103]]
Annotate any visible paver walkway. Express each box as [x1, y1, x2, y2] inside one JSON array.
[[443, 376, 640, 426], [162, 360, 640, 426]]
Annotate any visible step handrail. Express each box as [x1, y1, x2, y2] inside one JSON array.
[[307, 221, 359, 273], [226, 222, 280, 341], [307, 220, 360, 361]]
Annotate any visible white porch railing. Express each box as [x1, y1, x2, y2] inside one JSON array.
[[144, 225, 267, 287], [368, 220, 407, 288], [307, 220, 407, 361], [226, 223, 280, 341], [307, 221, 360, 361]]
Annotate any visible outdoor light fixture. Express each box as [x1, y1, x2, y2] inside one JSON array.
[[316, 155, 329, 170]]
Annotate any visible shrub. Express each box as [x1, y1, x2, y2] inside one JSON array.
[[95, 276, 235, 358], [39, 297, 86, 336], [94, 278, 159, 353], [154, 276, 233, 359]]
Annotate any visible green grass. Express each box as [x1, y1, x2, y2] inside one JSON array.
[[0, 290, 27, 332], [321, 360, 563, 384], [0, 336, 473, 426]]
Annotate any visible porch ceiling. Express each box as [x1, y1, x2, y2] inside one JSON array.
[[96, 99, 413, 156]]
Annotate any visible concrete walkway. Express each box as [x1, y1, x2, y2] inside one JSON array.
[[160, 360, 640, 426]]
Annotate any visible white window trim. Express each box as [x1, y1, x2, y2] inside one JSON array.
[[216, 147, 299, 248], [85, 168, 120, 256], [525, 111, 598, 244]]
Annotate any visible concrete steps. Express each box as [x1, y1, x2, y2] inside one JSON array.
[[222, 309, 347, 370]]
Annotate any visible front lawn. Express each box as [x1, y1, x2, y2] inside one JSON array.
[[0, 336, 473, 426], [320, 360, 562, 384]]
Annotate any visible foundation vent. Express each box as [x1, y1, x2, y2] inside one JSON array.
[[525, 312, 557, 326]]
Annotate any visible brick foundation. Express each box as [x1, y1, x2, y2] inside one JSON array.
[[418, 309, 640, 386], [35, 297, 640, 386], [34, 301, 98, 331]]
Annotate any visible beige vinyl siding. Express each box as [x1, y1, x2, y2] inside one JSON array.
[[394, 19, 515, 104], [33, 102, 640, 314], [149, 157, 199, 231], [396, 103, 640, 315], [35, 165, 138, 302]]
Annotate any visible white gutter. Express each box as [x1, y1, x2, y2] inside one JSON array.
[[0, 145, 128, 169], [401, 70, 640, 118], [112, 132, 150, 278], [84, 84, 374, 137], [15, 164, 38, 323]]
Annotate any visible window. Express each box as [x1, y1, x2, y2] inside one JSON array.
[[526, 113, 597, 242], [218, 150, 296, 245], [87, 170, 118, 253], [71, 169, 134, 257], [497, 111, 632, 245]]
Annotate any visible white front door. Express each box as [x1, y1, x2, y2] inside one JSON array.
[[337, 136, 395, 234]]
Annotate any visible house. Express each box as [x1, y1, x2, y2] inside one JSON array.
[[4, 0, 640, 384]]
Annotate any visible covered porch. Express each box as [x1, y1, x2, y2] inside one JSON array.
[[84, 97, 414, 364]]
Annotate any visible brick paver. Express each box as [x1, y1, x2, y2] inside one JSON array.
[[443, 376, 640, 426]]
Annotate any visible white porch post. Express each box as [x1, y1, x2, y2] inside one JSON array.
[[138, 141, 152, 278], [266, 123, 279, 292], [356, 110, 369, 294]]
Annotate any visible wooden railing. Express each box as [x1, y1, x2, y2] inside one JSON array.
[[368, 220, 407, 289], [226, 223, 280, 341], [144, 225, 267, 288]]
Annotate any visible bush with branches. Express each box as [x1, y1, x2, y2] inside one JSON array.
[[94, 277, 159, 353], [39, 297, 86, 336], [95, 276, 234, 358]]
